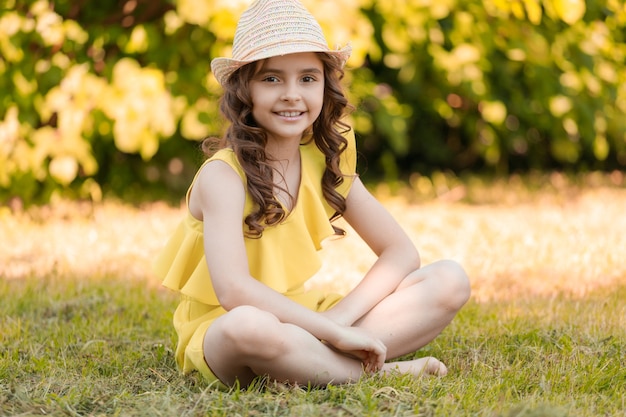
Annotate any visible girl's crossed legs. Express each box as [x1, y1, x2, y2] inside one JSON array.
[[203, 259, 470, 387]]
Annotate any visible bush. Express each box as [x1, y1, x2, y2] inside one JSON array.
[[1, 0, 624, 204]]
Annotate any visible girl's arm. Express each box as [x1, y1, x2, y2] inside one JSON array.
[[322, 177, 421, 326], [190, 161, 386, 369]]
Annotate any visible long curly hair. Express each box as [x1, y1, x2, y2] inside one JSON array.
[[202, 52, 353, 238]]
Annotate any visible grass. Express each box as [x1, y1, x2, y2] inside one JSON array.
[[1, 173, 626, 416]]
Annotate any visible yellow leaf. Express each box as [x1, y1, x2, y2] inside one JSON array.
[[139, 129, 159, 160], [483, 0, 510, 18], [493, 0, 511, 12], [0, 11, 23, 37], [0, 106, 20, 152], [163, 10, 184, 35], [511, 1, 525, 19], [210, 8, 241, 40], [34, 9, 65, 46], [452, 44, 481, 65], [49, 155, 78, 186], [553, 0, 586, 24], [181, 99, 213, 140], [480, 101, 507, 125], [382, 26, 410, 54], [176, 0, 212, 26], [63, 19, 88, 44], [113, 119, 141, 154], [522, 0, 543, 24], [549, 95, 572, 117], [13, 71, 37, 96], [432, 3, 452, 20], [507, 48, 527, 61], [125, 25, 149, 54], [593, 134, 609, 161]]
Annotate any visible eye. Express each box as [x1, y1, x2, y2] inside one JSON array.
[[262, 75, 280, 83], [302, 75, 317, 83]]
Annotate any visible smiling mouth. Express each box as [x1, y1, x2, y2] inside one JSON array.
[[276, 111, 304, 117]]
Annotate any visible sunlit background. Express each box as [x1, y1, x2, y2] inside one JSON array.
[[1, 0, 625, 299], [1, 0, 625, 206]]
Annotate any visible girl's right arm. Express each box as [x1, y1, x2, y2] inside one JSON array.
[[189, 160, 387, 371]]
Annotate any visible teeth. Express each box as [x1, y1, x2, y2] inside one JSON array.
[[278, 111, 301, 117]]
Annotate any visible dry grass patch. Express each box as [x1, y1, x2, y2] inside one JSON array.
[[2, 175, 625, 302]]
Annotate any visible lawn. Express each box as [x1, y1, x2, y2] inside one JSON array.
[[1, 173, 625, 416]]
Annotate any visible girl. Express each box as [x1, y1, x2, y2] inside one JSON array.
[[155, 0, 470, 389]]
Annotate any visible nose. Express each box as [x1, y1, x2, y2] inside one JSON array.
[[281, 81, 301, 102]]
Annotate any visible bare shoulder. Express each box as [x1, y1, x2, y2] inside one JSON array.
[[189, 160, 246, 221]]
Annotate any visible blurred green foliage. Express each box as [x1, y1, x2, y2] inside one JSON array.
[[1, 0, 625, 204]]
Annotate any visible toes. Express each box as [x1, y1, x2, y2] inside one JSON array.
[[421, 357, 448, 376]]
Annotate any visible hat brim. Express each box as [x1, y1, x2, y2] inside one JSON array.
[[211, 44, 352, 87]]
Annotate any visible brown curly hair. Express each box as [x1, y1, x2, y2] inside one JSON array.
[[202, 52, 353, 237]]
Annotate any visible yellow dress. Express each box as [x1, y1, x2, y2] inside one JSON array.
[[154, 130, 357, 384]]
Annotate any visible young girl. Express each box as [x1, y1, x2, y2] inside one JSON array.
[[155, 0, 470, 389]]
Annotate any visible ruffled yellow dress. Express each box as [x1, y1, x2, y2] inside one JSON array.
[[154, 130, 357, 385]]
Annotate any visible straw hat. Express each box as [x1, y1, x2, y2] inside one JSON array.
[[210, 0, 352, 86]]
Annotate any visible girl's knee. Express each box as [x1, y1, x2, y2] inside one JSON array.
[[214, 306, 289, 358], [218, 305, 277, 341], [434, 259, 471, 309]]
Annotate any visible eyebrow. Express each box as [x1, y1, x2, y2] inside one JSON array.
[[256, 67, 323, 76]]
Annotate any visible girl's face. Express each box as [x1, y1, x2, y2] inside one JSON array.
[[249, 52, 324, 144]]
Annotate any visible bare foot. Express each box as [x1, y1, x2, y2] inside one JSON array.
[[380, 357, 448, 377]]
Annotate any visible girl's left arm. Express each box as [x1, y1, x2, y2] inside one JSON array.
[[323, 177, 421, 326]]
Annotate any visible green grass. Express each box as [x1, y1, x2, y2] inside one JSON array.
[[1, 276, 624, 416]]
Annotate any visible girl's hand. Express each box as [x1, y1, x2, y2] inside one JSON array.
[[327, 326, 387, 373]]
